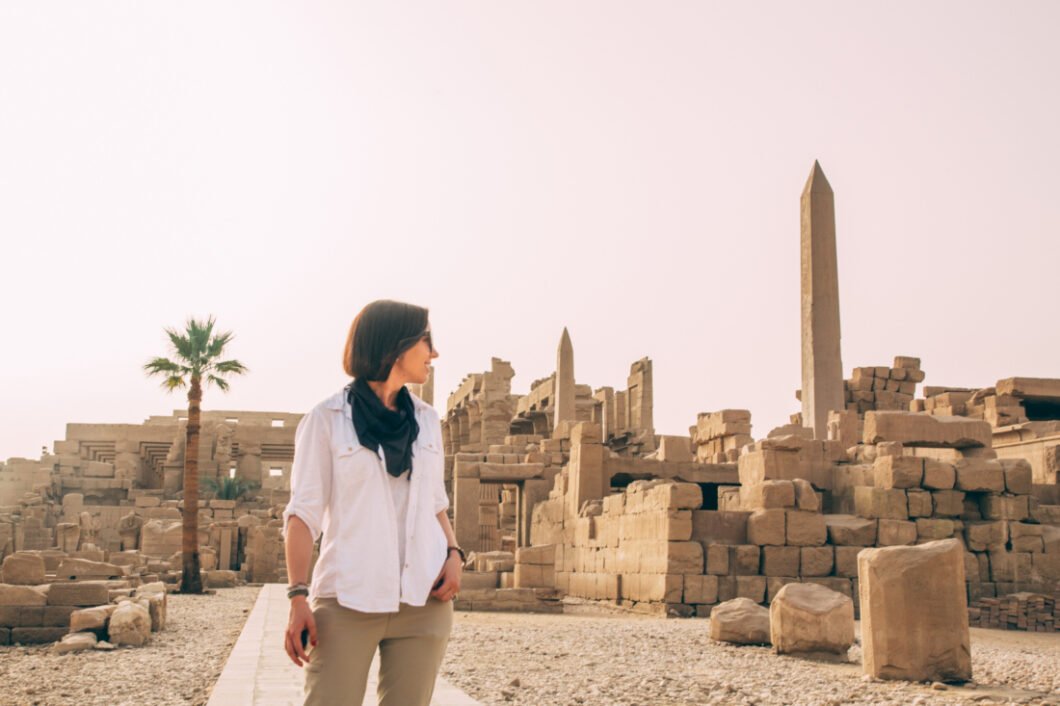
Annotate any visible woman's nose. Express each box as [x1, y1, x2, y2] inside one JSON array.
[[430, 348, 440, 359]]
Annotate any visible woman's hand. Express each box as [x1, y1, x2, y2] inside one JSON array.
[[284, 596, 318, 667], [430, 551, 463, 602]]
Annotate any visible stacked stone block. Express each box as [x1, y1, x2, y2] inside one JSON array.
[[691, 410, 752, 464], [968, 592, 1057, 631], [843, 357, 924, 415]]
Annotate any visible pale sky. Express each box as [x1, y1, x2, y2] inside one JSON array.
[[2, 2, 1058, 460]]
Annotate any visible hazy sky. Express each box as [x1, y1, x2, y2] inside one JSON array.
[[2, 2, 1058, 460]]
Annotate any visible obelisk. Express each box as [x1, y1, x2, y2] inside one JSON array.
[[554, 327, 575, 431], [800, 161, 844, 439]]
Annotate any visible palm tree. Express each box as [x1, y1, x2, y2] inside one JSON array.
[[144, 317, 248, 593]]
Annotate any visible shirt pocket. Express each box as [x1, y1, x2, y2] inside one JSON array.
[[331, 443, 377, 504]]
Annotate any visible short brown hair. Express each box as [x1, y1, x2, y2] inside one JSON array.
[[343, 300, 430, 380]]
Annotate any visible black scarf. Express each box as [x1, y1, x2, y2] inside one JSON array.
[[347, 378, 419, 478]]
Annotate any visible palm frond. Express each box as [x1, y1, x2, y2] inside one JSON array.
[[163, 375, 186, 390], [205, 330, 234, 359], [206, 374, 230, 392], [143, 357, 182, 375], [212, 359, 248, 376]]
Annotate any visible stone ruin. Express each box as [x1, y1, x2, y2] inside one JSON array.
[[0, 164, 1057, 674]]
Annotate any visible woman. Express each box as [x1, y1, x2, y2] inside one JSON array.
[[282, 299, 463, 706]]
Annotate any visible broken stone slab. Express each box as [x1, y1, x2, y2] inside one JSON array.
[[108, 601, 152, 647], [0, 584, 48, 606], [862, 412, 991, 448], [792, 479, 820, 512], [55, 558, 127, 581], [770, 582, 854, 656], [824, 515, 877, 546], [70, 604, 117, 636], [46, 581, 111, 606], [708, 597, 771, 645], [1, 553, 46, 585], [204, 570, 240, 588], [50, 631, 98, 654], [858, 538, 971, 682], [995, 377, 1060, 403]]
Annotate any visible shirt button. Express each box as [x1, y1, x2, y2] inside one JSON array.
[[405, 564, 409, 568]]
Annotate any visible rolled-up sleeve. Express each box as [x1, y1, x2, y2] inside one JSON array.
[[431, 417, 450, 515], [282, 406, 332, 542]]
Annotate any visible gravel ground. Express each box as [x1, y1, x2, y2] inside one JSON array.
[[0, 585, 260, 706], [442, 605, 1060, 706]]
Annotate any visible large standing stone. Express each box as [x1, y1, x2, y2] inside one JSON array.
[[800, 161, 844, 440], [554, 327, 575, 432], [108, 602, 152, 647], [708, 597, 771, 645], [770, 582, 854, 655], [858, 538, 970, 682], [1, 553, 46, 585]]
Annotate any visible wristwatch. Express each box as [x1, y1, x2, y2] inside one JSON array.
[[447, 545, 465, 563]]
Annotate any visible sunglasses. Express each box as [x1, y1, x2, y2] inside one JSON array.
[[398, 329, 434, 354]]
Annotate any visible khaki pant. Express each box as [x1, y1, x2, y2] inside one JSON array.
[[304, 597, 453, 706]]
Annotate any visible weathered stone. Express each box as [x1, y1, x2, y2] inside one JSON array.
[[932, 490, 965, 517], [862, 412, 991, 448], [705, 545, 729, 575], [964, 522, 1007, 552], [50, 631, 98, 654], [922, 459, 956, 490], [770, 582, 854, 655], [133, 585, 167, 631], [0, 584, 47, 606], [786, 511, 827, 546], [916, 518, 955, 541], [204, 570, 240, 588], [792, 479, 820, 512], [747, 509, 786, 546], [1, 553, 46, 585], [954, 460, 1005, 493], [741, 481, 795, 510], [709, 597, 771, 645], [873, 456, 923, 489], [999, 459, 1032, 495], [853, 487, 908, 520], [858, 539, 970, 682], [825, 515, 877, 546], [55, 558, 126, 580], [979, 495, 1028, 522], [876, 519, 917, 546], [800, 546, 834, 577], [108, 602, 151, 647], [906, 489, 933, 518], [47, 581, 111, 606], [728, 545, 761, 576], [69, 605, 117, 635], [760, 546, 800, 576]]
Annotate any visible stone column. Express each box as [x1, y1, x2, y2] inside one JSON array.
[[554, 328, 575, 432], [800, 161, 844, 439]]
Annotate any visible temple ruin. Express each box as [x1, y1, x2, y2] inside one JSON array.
[[2, 163, 1058, 646]]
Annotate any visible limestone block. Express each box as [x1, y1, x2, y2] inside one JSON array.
[[133, 586, 167, 631], [979, 495, 1028, 522], [922, 459, 956, 490], [135, 496, 161, 508], [987, 551, 1032, 582], [460, 571, 498, 590], [873, 456, 923, 489], [515, 545, 555, 565], [740, 481, 795, 510], [646, 482, 702, 511], [858, 539, 970, 682], [735, 576, 766, 603], [932, 490, 965, 517], [800, 546, 834, 576], [1032, 553, 1060, 581], [770, 582, 854, 655], [853, 487, 908, 520], [70, 604, 117, 635], [1043, 526, 1060, 554], [747, 510, 786, 546], [683, 574, 719, 604], [792, 479, 820, 512], [108, 602, 151, 647], [50, 631, 98, 654], [1008, 522, 1043, 553], [708, 597, 771, 645], [834, 546, 861, 577], [690, 511, 749, 546], [728, 545, 761, 576], [513, 564, 554, 588], [916, 518, 955, 541], [47, 582, 110, 606], [705, 545, 729, 575], [738, 449, 800, 486], [786, 511, 827, 547], [906, 489, 933, 518], [204, 570, 240, 588], [1, 553, 46, 585], [55, 558, 126, 581], [862, 412, 990, 448], [964, 522, 1007, 552], [999, 459, 1032, 495], [954, 460, 1005, 493], [825, 515, 877, 546], [0, 584, 47, 606], [55, 523, 80, 553], [877, 520, 917, 546], [761, 546, 800, 576]]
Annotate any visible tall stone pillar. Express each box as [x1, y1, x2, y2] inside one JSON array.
[[554, 328, 575, 432], [800, 161, 844, 439]]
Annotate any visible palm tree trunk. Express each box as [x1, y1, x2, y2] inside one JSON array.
[[180, 375, 204, 593]]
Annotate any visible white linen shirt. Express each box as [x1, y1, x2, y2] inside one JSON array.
[[282, 388, 450, 613]]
